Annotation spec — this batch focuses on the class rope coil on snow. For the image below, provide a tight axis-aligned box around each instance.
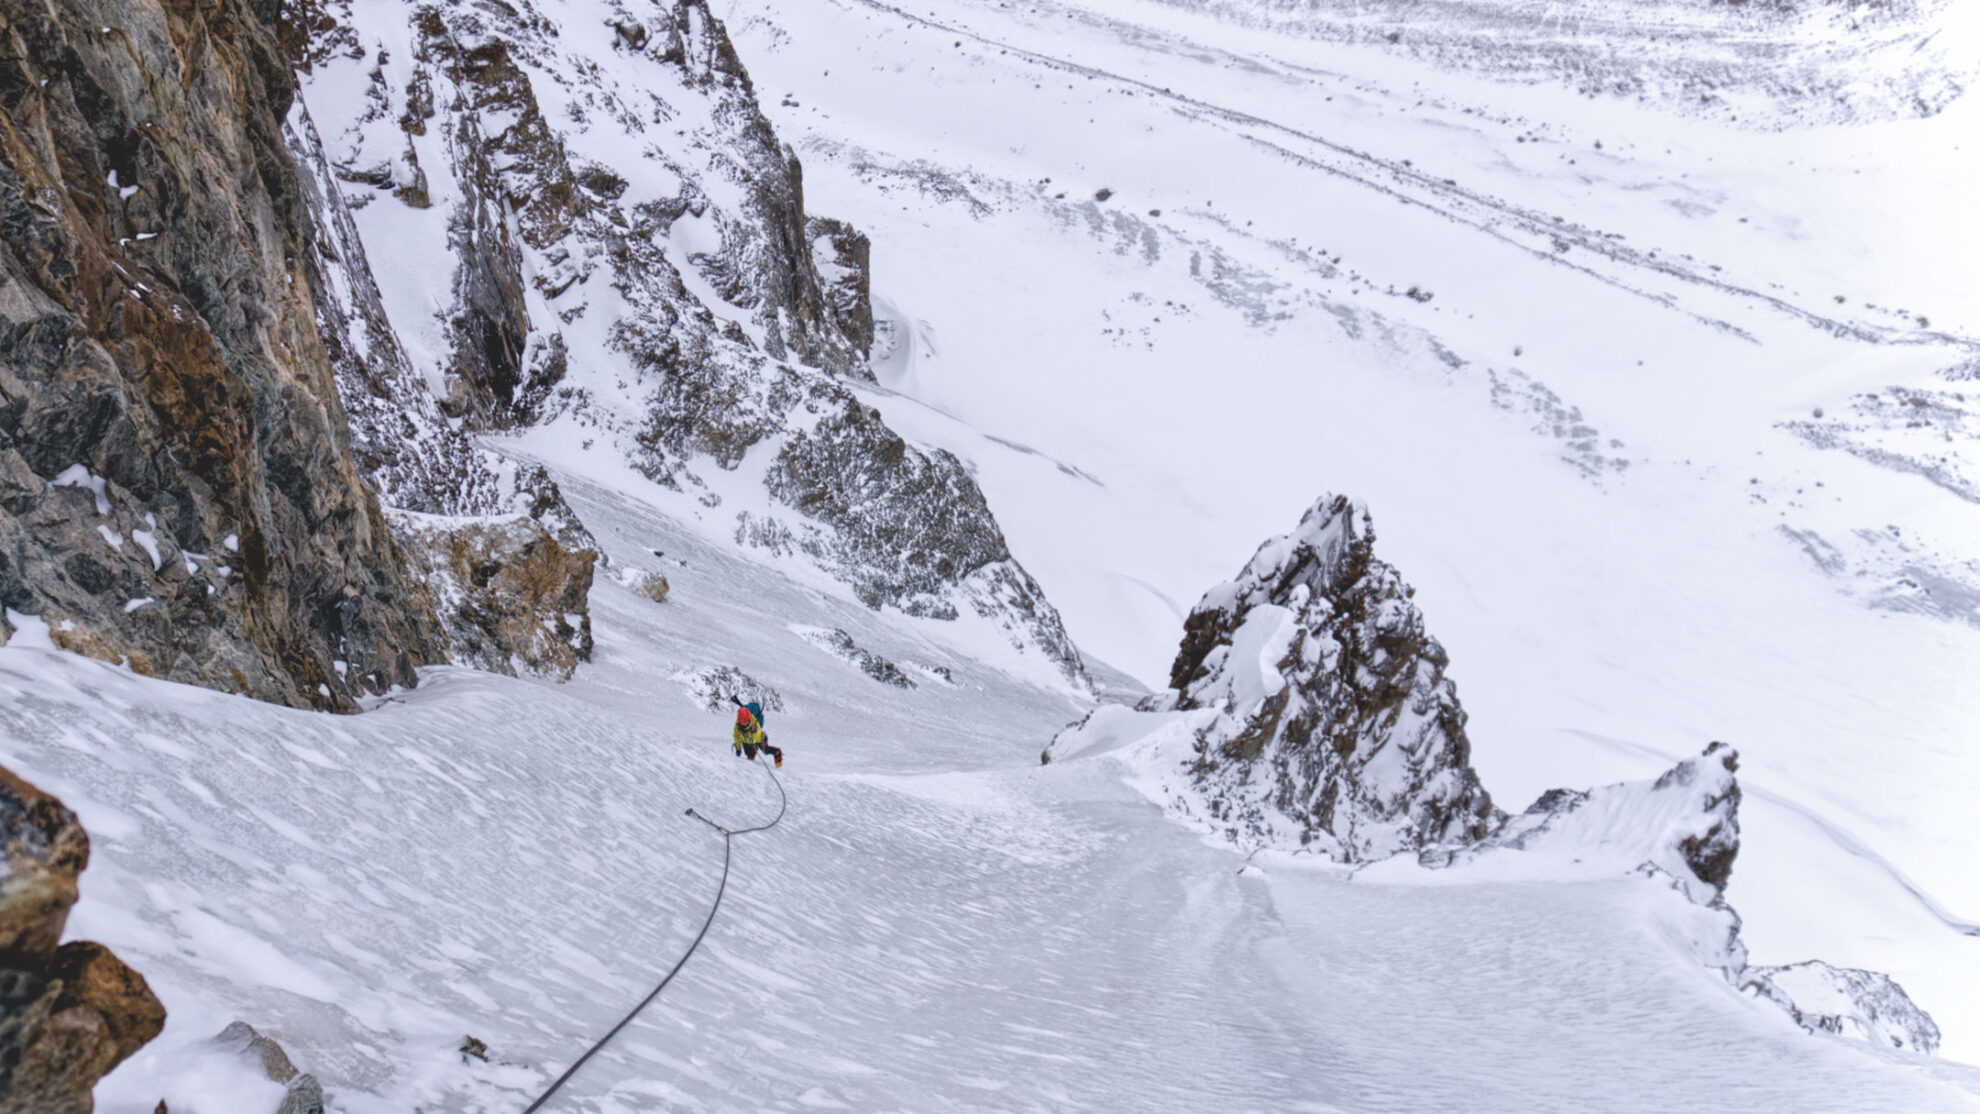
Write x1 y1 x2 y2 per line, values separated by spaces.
520 761 786 1112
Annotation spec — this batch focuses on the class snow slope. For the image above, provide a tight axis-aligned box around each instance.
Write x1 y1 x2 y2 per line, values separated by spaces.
721 0 1980 1059
2 466 1975 1111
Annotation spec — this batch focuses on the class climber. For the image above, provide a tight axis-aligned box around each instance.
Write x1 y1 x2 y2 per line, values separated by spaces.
730 697 782 768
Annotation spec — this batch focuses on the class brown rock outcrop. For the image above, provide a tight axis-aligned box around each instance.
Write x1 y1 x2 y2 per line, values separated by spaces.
0 766 164 1114
392 512 595 679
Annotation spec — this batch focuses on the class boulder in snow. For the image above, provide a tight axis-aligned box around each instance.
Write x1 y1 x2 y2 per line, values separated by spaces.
212 1021 327 1114
0 766 165 1114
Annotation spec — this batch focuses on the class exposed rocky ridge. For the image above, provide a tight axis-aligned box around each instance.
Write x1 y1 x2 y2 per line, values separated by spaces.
0 765 164 1113
294 0 1087 686
793 624 916 688
1420 741 1742 905
0 0 448 709
1151 494 1499 859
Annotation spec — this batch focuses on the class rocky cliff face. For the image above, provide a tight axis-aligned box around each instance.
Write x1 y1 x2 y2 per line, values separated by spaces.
293 0 1086 686
0 0 447 709
1157 494 1498 859
0 765 164 1113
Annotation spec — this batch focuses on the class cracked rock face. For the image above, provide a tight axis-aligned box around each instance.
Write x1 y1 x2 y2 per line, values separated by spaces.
0 766 164 1114
0 0 447 710
1166 494 1498 860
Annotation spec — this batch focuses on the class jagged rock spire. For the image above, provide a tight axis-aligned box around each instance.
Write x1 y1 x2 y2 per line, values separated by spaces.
1168 494 1499 860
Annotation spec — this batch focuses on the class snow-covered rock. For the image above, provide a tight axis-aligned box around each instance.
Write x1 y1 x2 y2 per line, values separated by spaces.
1420 741 1741 906
390 512 596 680
1410 742 1942 1055
1051 492 1944 1057
793 625 916 688
671 664 783 714
212 1021 329 1114
1744 961 1942 1055
1143 494 1499 859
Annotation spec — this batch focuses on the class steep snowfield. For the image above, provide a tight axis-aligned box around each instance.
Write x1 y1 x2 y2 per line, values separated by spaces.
722 0 1980 1059
3 471 1976 1111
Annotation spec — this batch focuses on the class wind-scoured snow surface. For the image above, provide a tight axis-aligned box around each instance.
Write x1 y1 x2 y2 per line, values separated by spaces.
7 477 1980 1112
722 0 1980 1061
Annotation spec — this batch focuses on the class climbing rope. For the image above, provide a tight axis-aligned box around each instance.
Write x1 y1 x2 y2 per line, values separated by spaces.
519 761 787 1112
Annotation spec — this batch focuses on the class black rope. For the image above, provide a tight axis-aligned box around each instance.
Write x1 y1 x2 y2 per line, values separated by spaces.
520 761 786 1112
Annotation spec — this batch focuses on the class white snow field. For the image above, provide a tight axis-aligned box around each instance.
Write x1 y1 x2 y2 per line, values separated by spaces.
718 0 1980 1060
3 473 1977 1113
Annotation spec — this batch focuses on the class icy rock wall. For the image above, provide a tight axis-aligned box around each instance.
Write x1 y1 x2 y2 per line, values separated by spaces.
0 0 445 710
295 0 1086 686
1163 494 1499 860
